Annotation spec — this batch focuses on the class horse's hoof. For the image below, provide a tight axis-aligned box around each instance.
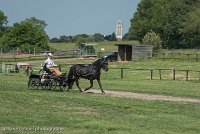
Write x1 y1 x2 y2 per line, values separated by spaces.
101 91 105 94
79 90 83 92
84 88 88 91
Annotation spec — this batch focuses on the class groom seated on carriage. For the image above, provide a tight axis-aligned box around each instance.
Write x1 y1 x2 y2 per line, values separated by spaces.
44 53 62 76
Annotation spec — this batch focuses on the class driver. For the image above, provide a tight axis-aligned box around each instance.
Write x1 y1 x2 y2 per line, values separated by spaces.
44 53 62 75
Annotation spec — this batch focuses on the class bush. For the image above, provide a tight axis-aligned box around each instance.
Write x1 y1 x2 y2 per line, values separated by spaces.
142 31 162 53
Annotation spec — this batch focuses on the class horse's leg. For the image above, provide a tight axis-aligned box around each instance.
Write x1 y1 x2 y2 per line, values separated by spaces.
75 78 83 92
84 79 93 91
97 79 105 94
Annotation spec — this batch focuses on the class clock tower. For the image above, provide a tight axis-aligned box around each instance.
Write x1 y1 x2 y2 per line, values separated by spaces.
115 20 123 40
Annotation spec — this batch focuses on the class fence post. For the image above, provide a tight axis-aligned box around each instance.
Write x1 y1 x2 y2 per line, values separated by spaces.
196 54 199 61
2 63 5 74
173 69 176 80
186 70 189 81
162 53 165 60
199 72 200 81
121 68 124 79
159 69 162 80
150 70 153 80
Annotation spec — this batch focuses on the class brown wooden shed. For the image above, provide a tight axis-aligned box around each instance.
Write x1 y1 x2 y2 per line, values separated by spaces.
115 44 153 61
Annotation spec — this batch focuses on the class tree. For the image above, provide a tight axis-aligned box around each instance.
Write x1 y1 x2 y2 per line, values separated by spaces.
161 0 193 48
93 33 104 42
180 7 200 48
22 17 47 30
0 10 8 37
142 31 162 52
1 22 49 52
123 33 130 40
104 33 117 41
75 36 87 47
128 0 198 49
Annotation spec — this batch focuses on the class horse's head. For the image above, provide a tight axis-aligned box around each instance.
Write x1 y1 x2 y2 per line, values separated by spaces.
92 58 109 72
101 59 109 72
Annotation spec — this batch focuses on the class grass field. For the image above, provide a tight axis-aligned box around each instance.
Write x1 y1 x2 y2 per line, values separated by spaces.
1 59 200 134
49 41 139 52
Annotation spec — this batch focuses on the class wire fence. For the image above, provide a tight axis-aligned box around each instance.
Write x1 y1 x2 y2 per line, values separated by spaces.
153 52 200 61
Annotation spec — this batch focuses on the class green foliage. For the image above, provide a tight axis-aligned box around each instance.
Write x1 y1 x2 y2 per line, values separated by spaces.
142 31 162 52
162 0 193 49
80 43 96 53
180 7 200 48
22 17 47 30
0 10 8 37
93 33 104 42
104 32 117 41
1 22 49 52
129 0 200 49
75 36 87 47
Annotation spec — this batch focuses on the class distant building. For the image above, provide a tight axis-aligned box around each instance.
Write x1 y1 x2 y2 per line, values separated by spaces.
115 44 153 61
115 20 123 40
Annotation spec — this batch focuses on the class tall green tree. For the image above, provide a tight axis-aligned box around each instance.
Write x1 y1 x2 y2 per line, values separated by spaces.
22 17 47 30
162 0 193 48
180 7 200 48
129 0 199 49
1 22 49 52
93 33 104 42
0 10 8 37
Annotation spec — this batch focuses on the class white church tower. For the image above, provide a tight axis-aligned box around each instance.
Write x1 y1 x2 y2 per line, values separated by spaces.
115 20 123 40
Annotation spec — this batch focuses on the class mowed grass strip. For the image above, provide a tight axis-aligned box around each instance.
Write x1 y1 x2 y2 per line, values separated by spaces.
0 75 200 134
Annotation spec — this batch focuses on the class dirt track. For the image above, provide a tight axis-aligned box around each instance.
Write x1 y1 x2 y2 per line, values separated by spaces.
85 89 200 103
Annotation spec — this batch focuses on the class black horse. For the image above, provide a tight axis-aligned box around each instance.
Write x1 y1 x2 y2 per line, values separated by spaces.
67 58 109 93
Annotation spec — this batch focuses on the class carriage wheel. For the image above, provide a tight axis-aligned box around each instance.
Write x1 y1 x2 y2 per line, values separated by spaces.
50 79 57 91
41 79 52 90
59 82 67 92
28 78 40 90
41 82 47 90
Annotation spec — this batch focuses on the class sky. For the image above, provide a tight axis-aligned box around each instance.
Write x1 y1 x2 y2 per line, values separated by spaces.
0 0 141 38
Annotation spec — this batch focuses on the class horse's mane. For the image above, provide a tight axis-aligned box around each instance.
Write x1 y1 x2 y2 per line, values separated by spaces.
92 58 106 66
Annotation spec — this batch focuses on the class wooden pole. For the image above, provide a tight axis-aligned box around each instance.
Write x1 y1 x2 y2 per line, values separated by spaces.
186 70 189 81
159 69 162 80
121 68 123 79
34 48 35 55
173 69 176 80
196 54 199 61
150 70 153 80
199 72 200 81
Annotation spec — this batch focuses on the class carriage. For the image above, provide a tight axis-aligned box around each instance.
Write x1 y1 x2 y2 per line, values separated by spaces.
28 65 68 91
28 53 113 93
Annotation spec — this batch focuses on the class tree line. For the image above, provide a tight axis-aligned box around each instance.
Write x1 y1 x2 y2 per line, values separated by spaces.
0 14 49 53
128 0 200 49
1 0 199 53
0 9 118 53
49 33 117 43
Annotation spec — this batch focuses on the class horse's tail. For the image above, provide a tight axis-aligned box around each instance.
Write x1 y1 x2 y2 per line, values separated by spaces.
67 65 75 89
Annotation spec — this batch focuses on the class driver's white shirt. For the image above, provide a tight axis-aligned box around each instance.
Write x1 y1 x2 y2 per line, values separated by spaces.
45 57 57 68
